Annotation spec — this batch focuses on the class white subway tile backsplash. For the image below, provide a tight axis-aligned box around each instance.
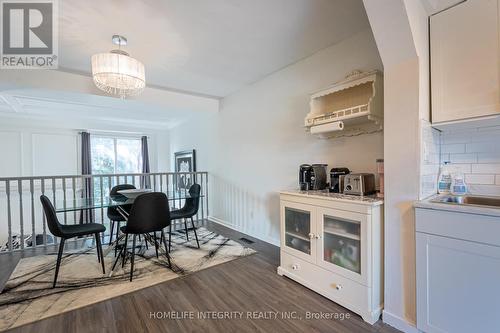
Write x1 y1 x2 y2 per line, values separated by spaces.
449 153 477 163
464 174 495 185
440 129 500 196
477 152 500 163
421 164 439 175
467 184 500 196
443 127 478 135
420 120 440 199
472 163 500 174
469 129 500 142
450 163 472 174
466 142 498 153
477 125 500 132
441 143 465 154
442 134 471 144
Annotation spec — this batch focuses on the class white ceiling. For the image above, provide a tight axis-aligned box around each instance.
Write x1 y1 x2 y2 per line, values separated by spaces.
421 0 464 15
59 0 370 97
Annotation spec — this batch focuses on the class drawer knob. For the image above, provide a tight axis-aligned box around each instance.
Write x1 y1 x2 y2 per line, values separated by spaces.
331 283 342 290
292 264 300 270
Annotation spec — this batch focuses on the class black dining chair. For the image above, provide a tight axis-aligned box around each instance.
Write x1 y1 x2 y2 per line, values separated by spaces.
40 195 106 288
107 184 136 246
114 192 172 281
169 184 201 250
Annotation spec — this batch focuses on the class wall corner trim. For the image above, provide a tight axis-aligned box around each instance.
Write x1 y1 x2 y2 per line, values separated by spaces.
382 310 420 333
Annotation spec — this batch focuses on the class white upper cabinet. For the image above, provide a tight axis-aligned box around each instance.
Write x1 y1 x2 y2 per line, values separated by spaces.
431 0 500 124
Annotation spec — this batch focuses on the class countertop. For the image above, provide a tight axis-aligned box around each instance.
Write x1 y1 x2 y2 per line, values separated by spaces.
415 194 500 217
280 190 384 206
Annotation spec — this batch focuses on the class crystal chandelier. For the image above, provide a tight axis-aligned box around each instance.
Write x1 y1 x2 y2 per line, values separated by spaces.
91 35 145 98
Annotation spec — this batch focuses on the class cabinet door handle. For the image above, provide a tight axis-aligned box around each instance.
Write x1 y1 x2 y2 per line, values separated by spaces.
315 234 321 239
292 264 300 270
331 283 342 290
308 233 315 239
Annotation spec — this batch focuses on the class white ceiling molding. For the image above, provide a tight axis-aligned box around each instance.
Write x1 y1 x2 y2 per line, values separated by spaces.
0 94 23 113
0 70 219 130
0 91 216 130
0 95 11 113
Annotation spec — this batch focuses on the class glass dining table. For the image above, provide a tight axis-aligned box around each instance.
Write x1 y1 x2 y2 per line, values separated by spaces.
53 190 203 213
52 190 203 275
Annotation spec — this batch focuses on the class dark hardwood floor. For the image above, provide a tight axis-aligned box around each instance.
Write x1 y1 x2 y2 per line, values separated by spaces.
2 221 400 333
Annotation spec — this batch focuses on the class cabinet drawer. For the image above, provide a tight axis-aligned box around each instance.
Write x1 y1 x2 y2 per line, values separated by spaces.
416 208 500 246
280 251 370 313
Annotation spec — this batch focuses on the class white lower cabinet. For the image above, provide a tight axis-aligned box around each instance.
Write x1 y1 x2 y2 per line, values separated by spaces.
416 208 500 333
416 233 500 333
278 192 383 324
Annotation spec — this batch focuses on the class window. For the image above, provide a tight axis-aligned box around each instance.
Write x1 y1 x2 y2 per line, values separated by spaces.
91 136 142 196
91 137 142 174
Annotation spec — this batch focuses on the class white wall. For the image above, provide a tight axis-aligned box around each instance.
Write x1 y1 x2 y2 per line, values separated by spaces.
363 0 431 332
0 125 79 177
0 122 168 178
0 121 170 245
381 58 420 331
170 29 384 245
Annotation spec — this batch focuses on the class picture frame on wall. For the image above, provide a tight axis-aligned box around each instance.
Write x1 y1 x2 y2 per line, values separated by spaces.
174 150 197 190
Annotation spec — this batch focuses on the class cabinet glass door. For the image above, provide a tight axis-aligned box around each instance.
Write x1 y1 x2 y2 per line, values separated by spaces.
323 215 361 273
317 208 368 285
281 201 315 261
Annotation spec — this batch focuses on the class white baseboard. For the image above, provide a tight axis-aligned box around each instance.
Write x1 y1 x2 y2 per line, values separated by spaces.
382 310 420 333
208 216 280 247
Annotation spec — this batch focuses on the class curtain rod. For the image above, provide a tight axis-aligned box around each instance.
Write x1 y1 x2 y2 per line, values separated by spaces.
78 129 151 138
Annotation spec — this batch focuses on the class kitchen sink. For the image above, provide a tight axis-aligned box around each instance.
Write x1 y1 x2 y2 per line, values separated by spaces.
431 195 500 208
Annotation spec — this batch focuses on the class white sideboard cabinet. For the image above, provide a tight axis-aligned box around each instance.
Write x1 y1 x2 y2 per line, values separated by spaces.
277 191 383 324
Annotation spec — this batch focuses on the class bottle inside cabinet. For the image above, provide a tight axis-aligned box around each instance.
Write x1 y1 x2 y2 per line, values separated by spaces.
323 215 361 273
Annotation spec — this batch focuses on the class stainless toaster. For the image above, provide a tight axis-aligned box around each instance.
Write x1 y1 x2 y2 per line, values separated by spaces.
343 173 376 195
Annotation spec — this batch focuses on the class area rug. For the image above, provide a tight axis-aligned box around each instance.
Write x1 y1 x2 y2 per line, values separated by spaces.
0 227 256 331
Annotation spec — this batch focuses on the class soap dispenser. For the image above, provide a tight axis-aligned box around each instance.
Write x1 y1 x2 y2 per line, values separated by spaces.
451 171 468 196
438 161 452 194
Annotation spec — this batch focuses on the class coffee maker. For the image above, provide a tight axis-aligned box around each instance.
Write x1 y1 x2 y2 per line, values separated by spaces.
299 164 328 190
329 167 350 193
311 164 328 190
299 164 312 190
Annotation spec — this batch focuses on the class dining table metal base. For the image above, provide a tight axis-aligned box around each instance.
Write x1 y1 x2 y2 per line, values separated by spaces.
111 232 171 279
105 206 172 277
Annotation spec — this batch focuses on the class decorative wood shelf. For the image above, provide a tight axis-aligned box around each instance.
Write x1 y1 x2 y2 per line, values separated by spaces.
305 70 383 139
